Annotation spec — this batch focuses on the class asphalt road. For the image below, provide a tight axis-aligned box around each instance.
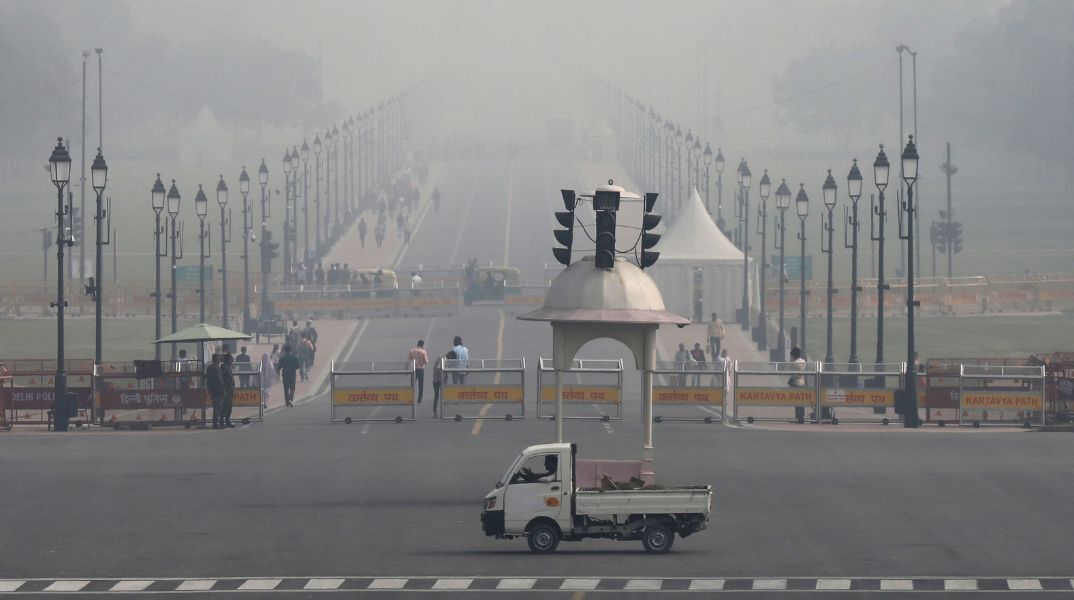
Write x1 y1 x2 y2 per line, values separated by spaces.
2 156 1074 598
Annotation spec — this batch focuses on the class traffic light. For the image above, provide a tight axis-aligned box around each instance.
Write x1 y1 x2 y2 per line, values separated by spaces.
932 221 946 253
552 190 577 266
594 210 617 269
639 192 661 269
260 230 279 273
70 207 83 243
951 221 963 254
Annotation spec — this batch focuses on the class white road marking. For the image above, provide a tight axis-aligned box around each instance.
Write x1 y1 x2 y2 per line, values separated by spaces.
1008 579 1043 590
368 578 408 589
395 171 448 266
559 578 600 590
360 407 382 434
176 579 216 591
238 578 282 590
945 579 978 590
43 580 90 592
688 578 725 590
431 578 473 590
0 581 25 592
496 578 537 590
624 578 661 590
303 578 344 590
881 579 915 590
753 578 787 590
109 580 153 591
815 578 852 590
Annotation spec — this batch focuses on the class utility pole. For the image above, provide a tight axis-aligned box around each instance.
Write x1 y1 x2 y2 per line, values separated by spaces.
940 142 958 278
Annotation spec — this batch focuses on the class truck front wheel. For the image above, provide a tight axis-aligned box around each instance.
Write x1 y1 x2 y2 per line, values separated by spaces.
527 521 560 553
642 524 675 553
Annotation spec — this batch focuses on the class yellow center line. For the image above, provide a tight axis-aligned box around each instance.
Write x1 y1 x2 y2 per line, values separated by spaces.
470 403 492 435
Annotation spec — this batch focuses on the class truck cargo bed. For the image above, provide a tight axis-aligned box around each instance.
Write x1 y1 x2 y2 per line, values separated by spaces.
575 486 711 516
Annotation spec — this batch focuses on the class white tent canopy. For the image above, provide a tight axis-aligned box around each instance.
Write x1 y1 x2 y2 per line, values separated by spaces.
649 188 757 323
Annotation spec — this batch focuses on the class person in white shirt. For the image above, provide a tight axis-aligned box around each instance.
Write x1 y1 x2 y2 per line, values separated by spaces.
411 271 422 288
451 336 469 384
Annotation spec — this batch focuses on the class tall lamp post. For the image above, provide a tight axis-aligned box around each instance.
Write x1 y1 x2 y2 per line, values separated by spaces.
715 148 725 233
674 126 683 212
692 138 702 197
48 139 72 430
301 140 310 263
871 145 890 367
216 175 230 328
166 180 182 360
821 170 838 364
289 147 300 269
739 162 752 332
332 125 340 227
898 135 920 428
281 150 292 285
845 160 863 364
795 184 810 354
324 129 333 239
734 158 746 247
194 185 209 328
91 148 108 388
773 180 791 361
151 174 166 360
684 130 695 195
258 159 269 320
756 170 770 350
314 134 322 255
238 167 251 332
702 143 713 214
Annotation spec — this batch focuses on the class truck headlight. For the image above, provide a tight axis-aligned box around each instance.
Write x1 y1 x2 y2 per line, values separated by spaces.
484 497 497 511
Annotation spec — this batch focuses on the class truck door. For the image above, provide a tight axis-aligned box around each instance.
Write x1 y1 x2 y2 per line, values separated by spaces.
502 452 566 530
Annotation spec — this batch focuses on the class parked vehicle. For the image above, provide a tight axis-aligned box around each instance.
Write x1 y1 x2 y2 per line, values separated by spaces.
481 442 711 553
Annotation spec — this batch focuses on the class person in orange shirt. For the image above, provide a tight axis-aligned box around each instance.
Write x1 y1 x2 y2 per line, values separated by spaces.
408 340 429 405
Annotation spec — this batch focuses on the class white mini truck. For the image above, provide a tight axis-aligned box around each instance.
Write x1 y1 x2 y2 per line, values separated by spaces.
481 443 712 553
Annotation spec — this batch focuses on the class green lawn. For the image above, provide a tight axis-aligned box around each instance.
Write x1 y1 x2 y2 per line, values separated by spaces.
0 316 204 364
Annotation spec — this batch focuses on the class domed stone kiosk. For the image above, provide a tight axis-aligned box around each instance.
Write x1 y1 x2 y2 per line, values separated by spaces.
520 254 688 481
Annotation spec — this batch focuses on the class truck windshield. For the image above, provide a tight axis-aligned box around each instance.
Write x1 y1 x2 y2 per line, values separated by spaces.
498 452 524 487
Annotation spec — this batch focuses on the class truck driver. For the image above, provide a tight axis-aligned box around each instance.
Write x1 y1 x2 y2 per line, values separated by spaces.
519 454 558 483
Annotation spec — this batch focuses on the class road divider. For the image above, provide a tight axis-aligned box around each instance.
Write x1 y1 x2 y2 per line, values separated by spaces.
537 358 623 421
440 358 526 422
330 360 415 424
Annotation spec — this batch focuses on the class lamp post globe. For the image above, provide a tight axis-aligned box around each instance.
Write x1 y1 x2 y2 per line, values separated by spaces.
49 137 72 189
167 180 181 217
194 185 208 218
239 167 250 196
91 147 107 193
152 174 166 213
258 159 269 187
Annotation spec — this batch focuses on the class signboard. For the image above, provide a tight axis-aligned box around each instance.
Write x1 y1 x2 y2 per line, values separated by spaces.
962 390 1043 411
232 389 263 408
539 385 620 404
821 388 895 407
653 387 724 405
784 256 813 281
0 388 93 410
176 265 213 286
735 387 817 406
99 388 205 410
443 386 524 403
332 387 413 406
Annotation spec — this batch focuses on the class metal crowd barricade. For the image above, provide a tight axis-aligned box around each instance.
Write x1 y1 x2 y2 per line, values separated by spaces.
651 360 727 423
226 360 263 424
817 363 905 425
440 358 526 421
330 360 415 424
733 360 820 424
95 360 208 429
959 364 1045 428
0 359 96 426
536 358 623 421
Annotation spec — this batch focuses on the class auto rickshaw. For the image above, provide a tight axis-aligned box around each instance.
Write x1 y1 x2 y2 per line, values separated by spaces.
463 266 520 305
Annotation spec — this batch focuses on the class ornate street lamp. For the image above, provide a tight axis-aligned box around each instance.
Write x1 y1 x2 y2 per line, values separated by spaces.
795 183 809 355
684 130 695 194
313 134 322 254
238 167 251 332
323 129 333 238
216 175 230 328
821 170 838 364
90 148 109 390
282 149 292 285
702 143 713 214
715 148 726 232
258 159 269 320
898 135 920 428
48 138 72 430
166 179 182 360
739 161 752 332
844 159 864 365
290 145 300 269
194 185 209 329
756 169 771 350
773 179 792 361
871 145 890 367
151 174 166 360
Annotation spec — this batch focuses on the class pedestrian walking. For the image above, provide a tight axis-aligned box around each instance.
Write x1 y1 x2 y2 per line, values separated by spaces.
358 217 368 248
690 342 706 386
715 348 730 388
789 347 807 424
204 354 226 429
304 319 318 364
276 345 301 407
674 343 695 386
433 350 454 417
707 312 724 359
259 351 276 409
408 340 429 404
451 336 469 384
220 353 236 428
235 346 252 388
297 333 313 382
375 222 386 247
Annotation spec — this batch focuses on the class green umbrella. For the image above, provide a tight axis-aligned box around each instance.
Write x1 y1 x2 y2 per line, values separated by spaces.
153 323 252 344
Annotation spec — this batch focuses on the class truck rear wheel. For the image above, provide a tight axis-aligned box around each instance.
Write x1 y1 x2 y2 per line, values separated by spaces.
527 522 560 553
642 524 674 553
